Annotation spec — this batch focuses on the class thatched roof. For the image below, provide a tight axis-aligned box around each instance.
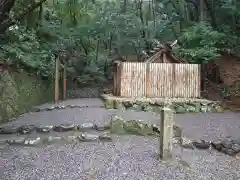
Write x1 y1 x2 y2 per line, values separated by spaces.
143 40 187 63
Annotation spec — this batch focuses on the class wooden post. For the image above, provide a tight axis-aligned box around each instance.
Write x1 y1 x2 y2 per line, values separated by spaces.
146 63 150 97
63 63 67 100
162 52 167 63
54 58 59 104
113 63 117 96
159 107 174 160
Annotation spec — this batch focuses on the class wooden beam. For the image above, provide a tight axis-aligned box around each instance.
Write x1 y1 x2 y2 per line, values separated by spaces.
54 58 59 104
163 52 167 63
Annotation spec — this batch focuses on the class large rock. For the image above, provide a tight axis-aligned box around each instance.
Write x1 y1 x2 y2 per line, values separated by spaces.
192 140 211 149
180 137 194 149
113 100 125 110
52 124 76 132
109 116 183 137
109 116 158 136
18 125 36 134
211 138 240 156
104 98 114 109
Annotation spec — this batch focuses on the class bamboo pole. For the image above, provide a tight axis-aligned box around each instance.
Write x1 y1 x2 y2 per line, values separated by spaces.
63 63 67 100
54 57 59 104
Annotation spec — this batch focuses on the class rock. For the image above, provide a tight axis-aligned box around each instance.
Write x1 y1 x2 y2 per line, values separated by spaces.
231 143 240 154
31 107 41 112
6 138 25 145
0 126 19 134
221 139 233 149
231 137 240 145
213 104 224 113
131 104 143 111
66 135 78 143
123 120 154 136
180 137 194 149
109 116 127 134
155 101 164 106
200 104 208 113
138 102 150 111
114 100 125 110
78 123 98 131
122 101 133 109
185 104 196 113
221 147 235 156
78 133 99 142
109 116 156 136
192 140 211 149
192 102 201 113
173 125 182 138
96 125 110 131
152 124 160 134
48 136 62 142
104 99 114 109
142 104 153 112
212 140 224 151
18 125 36 134
99 133 112 141
24 137 41 145
52 124 75 132
45 107 55 111
36 126 53 133
174 104 186 114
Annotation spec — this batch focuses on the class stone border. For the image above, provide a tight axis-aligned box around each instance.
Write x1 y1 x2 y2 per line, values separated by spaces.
0 123 109 135
30 104 105 113
101 94 223 113
6 133 112 146
109 116 240 156
1 117 240 156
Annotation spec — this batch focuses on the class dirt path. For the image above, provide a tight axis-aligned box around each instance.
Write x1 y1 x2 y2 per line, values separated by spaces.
0 98 240 180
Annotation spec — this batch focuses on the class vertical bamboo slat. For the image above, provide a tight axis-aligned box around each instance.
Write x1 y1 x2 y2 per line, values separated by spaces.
117 62 200 98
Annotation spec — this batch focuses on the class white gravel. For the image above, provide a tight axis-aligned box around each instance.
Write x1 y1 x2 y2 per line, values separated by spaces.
1 135 240 180
0 98 240 180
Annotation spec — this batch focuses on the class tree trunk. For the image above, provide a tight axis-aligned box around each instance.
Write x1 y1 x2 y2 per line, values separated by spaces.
200 0 204 21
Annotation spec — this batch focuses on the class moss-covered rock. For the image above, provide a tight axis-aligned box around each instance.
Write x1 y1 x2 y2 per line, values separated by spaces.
113 100 125 110
109 115 183 137
104 98 114 109
109 116 159 136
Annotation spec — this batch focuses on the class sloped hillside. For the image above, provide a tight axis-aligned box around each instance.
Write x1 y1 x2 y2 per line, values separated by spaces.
0 71 53 123
215 55 240 87
205 55 240 110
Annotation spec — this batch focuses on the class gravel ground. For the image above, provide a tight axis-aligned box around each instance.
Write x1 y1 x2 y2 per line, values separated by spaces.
1 98 240 180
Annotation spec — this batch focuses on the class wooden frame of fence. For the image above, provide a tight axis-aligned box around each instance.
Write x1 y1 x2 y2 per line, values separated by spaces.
113 62 201 98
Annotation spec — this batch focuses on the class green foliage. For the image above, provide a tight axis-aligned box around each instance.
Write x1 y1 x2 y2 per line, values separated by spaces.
176 23 224 64
0 0 239 85
0 26 55 77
